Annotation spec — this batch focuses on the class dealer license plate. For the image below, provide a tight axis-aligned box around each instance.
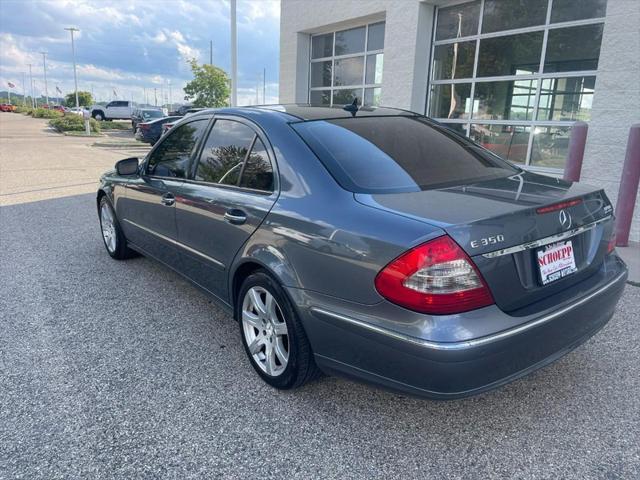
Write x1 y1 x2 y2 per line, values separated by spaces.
537 240 577 285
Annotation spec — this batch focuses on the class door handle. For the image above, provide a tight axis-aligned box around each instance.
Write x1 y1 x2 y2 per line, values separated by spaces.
161 193 175 206
224 209 247 225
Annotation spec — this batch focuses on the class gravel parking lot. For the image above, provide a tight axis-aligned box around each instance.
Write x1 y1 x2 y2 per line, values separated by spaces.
1 113 639 479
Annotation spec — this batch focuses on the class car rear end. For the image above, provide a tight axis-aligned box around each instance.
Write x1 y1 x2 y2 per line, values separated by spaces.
292 113 627 398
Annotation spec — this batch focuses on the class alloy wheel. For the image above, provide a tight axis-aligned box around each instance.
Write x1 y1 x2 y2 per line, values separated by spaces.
100 203 117 253
241 286 290 376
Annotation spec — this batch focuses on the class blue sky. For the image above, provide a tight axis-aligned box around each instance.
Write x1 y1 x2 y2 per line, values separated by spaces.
0 0 280 105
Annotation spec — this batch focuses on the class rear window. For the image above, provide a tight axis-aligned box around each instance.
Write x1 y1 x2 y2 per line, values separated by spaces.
143 110 164 119
292 116 518 193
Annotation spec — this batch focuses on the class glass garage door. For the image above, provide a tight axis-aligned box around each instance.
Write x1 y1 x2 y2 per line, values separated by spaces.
427 0 607 171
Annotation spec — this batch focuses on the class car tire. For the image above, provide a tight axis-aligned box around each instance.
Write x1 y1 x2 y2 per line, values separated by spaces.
237 270 321 389
93 111 104 121
98 196 136 260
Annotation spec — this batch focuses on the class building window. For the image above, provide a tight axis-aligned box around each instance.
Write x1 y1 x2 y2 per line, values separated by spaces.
309 22 385 107
427 0 606 170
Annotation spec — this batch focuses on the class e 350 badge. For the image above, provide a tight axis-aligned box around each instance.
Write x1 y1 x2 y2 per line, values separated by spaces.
470 234 505 249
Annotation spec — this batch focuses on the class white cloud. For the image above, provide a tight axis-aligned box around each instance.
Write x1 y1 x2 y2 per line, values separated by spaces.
152 31 167 44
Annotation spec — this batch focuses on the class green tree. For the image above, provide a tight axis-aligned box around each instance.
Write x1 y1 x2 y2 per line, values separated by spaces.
183 60 230 108
64 91 93 107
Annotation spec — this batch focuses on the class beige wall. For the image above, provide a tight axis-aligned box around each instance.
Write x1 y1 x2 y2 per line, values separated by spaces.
581 0 640 242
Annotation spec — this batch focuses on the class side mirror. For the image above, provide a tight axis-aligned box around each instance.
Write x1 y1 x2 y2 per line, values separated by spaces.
115 157 139 176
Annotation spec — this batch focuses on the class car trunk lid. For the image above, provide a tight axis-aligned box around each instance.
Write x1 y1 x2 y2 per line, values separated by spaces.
356 171 614 312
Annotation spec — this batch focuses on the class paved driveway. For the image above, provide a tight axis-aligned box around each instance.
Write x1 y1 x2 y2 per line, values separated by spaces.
1 113 639 479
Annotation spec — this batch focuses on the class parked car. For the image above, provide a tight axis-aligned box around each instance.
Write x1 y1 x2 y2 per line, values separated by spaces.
52 105 66 113
131 108 165 132
90 100 132 121
96 105 627 399
169 104 193 116
161 121 177 135
134 116 181 145
0 103 16 112
68 107 85 116
160 109 203 135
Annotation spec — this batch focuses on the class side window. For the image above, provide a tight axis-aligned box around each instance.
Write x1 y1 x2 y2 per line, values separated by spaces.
146 119 208 178
195 120 256 185
105 102 114 108
239 138 274 191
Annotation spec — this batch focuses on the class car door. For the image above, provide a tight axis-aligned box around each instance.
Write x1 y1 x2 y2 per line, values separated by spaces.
173 116 278 301
115 101 128 119
120 117 211 267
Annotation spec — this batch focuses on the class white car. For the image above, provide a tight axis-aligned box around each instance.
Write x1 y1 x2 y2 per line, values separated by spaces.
90 101 132 121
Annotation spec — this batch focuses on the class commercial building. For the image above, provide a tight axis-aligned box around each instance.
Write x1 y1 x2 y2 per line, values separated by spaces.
279 0 640 241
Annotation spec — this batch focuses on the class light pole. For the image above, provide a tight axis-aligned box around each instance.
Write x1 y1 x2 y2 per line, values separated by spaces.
168 79 172 112
27 63 35 108
64 27 80 110
22 72 27 106
40 52 49 106
230 0 237 106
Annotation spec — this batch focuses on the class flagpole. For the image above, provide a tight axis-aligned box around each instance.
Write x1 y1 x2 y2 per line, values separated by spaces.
40 52 49 106
22 73 27 106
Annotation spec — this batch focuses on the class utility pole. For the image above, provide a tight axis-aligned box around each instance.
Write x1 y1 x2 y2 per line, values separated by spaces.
27 63 35 108
210 40 213 65
64 27 80 110
168 79 172 111
160 82 164 108
40 52 49 106
154 87 157 106
143 87 147 105
22 72 27 106
230 0 237 106
255 76 259 105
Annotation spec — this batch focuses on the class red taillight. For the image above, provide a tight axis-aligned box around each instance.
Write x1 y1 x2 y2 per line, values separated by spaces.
375 235 494 315
536 198 582 214
607 231 616 253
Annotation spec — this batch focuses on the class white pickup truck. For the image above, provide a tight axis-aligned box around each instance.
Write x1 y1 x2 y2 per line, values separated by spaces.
90 101 133 121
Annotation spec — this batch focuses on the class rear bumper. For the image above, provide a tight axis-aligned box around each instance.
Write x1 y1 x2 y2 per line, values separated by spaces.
292 255 627 399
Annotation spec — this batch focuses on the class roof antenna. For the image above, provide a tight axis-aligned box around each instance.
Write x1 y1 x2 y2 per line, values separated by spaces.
343 97 359 117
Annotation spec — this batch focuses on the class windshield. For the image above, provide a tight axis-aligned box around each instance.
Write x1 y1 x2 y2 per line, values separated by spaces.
143 110 164 119
292 116 518 194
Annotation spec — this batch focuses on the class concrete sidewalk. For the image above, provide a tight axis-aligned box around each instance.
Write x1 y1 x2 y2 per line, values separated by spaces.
618 242 640 285
0 113 148 206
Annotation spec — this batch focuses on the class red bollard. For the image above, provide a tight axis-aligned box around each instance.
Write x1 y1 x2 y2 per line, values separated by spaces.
615 123 640 247
563 121 588 182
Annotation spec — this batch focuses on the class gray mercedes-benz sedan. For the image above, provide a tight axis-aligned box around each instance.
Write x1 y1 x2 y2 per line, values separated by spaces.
97 104 627 399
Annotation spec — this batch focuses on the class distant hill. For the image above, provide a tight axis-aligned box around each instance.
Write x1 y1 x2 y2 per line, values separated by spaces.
0 90 63 104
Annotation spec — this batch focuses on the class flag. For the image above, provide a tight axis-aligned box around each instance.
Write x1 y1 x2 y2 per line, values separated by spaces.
56 85 62 94
113 88 117 98
7 82 15 88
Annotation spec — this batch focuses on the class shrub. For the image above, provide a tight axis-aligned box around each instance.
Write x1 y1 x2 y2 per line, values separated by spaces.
14 106 33 114
50 115 101 134
100 121 129 130
32 108 63 119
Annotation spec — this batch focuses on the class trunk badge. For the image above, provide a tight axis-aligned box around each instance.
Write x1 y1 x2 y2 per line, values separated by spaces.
559 209 572 230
